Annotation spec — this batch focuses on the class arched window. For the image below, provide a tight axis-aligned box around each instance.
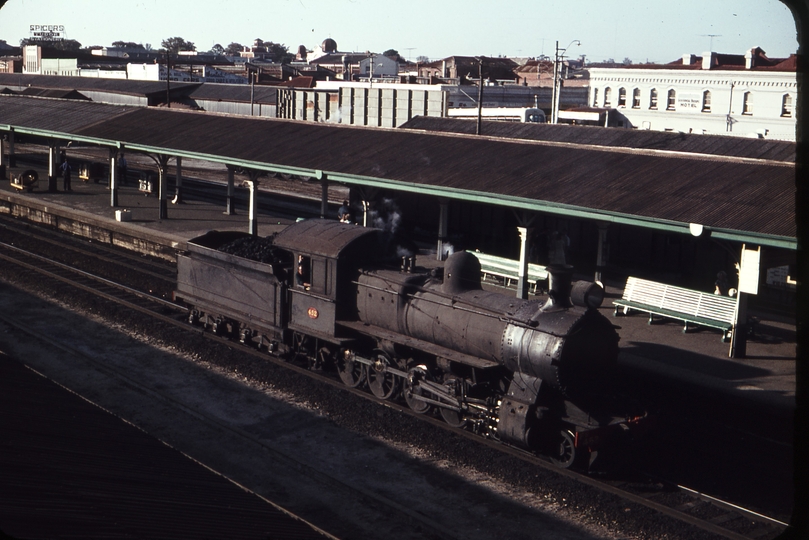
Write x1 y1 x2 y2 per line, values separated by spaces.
592 88 599 107
742 92 753 115
649 88 658 109
702 90 712 112
604 87 612 107
781 94 793 117
617 87 627 107
667 89 676 110
632 88 641 108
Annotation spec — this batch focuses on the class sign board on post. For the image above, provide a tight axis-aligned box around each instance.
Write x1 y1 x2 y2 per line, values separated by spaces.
738 245 761 295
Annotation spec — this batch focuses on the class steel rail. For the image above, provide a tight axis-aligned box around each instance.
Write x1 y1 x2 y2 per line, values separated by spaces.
0 220 175 282
0 242 185 319
0 272 468 540
0 234 787 540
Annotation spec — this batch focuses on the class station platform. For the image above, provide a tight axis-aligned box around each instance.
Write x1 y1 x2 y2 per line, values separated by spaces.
0 167 797 419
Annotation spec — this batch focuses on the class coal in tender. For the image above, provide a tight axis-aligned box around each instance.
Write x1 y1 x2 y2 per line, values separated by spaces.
217 235 284 263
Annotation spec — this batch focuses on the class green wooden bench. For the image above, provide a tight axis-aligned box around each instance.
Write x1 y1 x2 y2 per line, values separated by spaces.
467 251 548 294
613 276 738 342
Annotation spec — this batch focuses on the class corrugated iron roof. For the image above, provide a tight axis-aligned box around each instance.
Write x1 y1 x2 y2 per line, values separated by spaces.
187 83 277 104
399 116 796 163
0 355 331 540
0 73 199 97
0 96 134 133
0 95 796 242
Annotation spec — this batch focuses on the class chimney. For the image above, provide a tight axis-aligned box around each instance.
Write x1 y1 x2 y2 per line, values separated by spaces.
745 48 755 69
540 265 574 311
682 54 696 65
701 52 714 70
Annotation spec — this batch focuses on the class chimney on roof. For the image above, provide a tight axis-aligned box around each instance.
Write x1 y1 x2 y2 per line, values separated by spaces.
744 47 764 69
701 52 714 70
682 54 696 65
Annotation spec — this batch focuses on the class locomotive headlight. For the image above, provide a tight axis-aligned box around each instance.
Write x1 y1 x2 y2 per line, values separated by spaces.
570 281 605 310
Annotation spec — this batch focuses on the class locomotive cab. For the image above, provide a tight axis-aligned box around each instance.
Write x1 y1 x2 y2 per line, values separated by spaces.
272 220 385 341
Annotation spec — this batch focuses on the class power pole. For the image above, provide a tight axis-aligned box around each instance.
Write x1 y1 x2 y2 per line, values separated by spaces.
551 41 559 124
165 50 171 109
476 58 484 135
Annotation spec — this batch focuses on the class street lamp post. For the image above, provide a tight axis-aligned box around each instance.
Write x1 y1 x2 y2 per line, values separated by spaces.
551 40 580 124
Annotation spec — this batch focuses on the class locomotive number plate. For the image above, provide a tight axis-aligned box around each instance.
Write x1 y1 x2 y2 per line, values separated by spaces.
307 307 319 319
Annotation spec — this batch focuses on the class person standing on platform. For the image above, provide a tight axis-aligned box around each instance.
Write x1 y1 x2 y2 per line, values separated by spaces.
60 159 72 192
118 153 128 185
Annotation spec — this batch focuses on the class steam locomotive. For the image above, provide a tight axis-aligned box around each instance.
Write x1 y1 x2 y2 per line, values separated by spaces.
175 220 647 468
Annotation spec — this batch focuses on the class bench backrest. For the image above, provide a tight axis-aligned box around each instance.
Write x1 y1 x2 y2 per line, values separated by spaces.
467 251 548 281
622 276 738 324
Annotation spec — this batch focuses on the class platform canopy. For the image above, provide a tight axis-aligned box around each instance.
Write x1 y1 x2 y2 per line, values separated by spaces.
0 94 796 250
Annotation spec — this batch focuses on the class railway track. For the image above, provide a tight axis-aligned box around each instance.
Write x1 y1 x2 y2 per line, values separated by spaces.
0 216 791 540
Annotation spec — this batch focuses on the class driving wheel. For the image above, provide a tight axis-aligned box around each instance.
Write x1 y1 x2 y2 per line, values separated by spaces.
367 351 400 400
404 365 433 414
335 349 366 388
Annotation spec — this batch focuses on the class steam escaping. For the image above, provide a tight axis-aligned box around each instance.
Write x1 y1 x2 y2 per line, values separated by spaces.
369 197 402 234
367 198 418 261
396 245 413 258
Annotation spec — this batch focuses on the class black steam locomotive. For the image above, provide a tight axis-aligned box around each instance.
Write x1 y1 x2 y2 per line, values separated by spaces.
176 220 647 468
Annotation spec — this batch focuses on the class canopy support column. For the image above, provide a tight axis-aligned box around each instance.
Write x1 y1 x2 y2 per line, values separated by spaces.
108 148 118 207
172 156 184 204
516 226 532 299
437 200 449 260
8 129 15 168
320 175 329 219
595 222 609 286
225 166 236 215
246 170 262 236
48 141 58 192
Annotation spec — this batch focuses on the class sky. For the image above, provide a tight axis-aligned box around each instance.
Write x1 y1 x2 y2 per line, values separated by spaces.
0 0 799 64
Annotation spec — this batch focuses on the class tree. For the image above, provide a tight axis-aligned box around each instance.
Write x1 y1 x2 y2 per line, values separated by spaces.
20 37 82 51
209 43 225 55
160 36 195 54
111 41 146 50
382 48 404 63
416 55 430 63
263 41 293 63
225 42 244 56
622 57 633 65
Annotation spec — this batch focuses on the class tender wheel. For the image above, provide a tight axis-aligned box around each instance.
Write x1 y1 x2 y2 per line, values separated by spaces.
187 309 200 325
336 349 366 388
290 331 311 363
211 316 226 335
311 346 332 371
367 351 400 400
439 377 467 428
549 429 581 469
404 365 433 414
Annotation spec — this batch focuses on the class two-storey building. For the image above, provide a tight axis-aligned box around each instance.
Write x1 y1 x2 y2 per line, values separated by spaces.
588 47 797 140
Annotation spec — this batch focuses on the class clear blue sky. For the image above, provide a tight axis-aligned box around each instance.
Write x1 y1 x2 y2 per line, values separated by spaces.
0 0 799 63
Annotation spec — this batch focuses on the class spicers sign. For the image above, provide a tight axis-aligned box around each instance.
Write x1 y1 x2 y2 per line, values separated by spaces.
30 24 65 40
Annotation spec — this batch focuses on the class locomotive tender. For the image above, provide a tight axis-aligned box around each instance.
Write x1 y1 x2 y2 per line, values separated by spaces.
176 220 646 468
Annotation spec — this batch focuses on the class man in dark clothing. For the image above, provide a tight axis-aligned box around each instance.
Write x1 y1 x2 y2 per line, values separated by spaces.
338 200 351 223
118 153 128 185
61 160 72 191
